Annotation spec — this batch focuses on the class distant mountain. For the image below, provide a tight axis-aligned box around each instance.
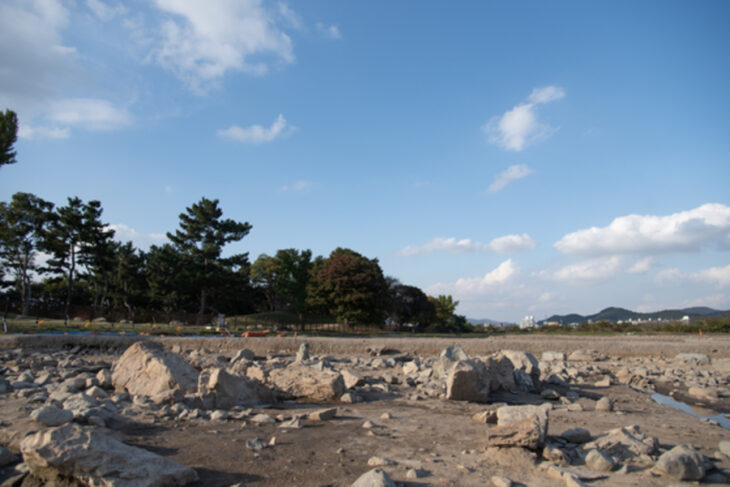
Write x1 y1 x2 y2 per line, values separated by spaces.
543 306 727 324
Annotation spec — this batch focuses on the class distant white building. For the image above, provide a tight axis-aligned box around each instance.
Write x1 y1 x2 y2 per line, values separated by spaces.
520 315 536 329
681 315 690 323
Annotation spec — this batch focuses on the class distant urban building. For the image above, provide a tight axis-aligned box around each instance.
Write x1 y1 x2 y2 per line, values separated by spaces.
520 315 536 329
681 315 690 323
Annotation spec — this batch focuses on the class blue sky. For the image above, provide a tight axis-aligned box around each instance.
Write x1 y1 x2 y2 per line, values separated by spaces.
1 0 729 321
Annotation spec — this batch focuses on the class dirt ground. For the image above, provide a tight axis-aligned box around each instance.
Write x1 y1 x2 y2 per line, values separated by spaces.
1 334 729 487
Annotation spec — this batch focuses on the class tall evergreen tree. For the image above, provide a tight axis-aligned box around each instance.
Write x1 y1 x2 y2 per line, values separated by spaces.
0 193 54 315
0 109 18 168
167 197 252 324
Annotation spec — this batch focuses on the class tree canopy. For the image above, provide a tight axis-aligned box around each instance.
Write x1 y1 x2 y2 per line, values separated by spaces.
307 247 391 326
0 109 18 168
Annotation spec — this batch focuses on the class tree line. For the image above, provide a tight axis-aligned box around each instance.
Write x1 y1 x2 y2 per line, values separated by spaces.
0 193 469 332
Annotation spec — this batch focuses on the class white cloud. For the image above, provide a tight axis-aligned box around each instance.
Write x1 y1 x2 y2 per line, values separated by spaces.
218 114 293 143
48 98 132 130
486 233 537 253
527 86 565 104
428 259 519 295
18 124 70 140
555 203 730 256
628 257 653 274
277 2 302 30
693 264 730 288
654 268 682 284
316 22 341 39
487 164 533 194
397 233 535 256
86 0 125 21
108 224 166 247
150 0 294 92
550 256 622 282
279 180 312 193
483 86 564 151
538 292 553 303
0 0 76 115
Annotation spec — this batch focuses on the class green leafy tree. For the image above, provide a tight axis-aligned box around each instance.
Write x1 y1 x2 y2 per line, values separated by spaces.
0 109 18 168
428 294 469 332
251 248 313 320
389 283 435 330
167 197 252 325
146 243 189 315
307 248 391 326
0 193 54 315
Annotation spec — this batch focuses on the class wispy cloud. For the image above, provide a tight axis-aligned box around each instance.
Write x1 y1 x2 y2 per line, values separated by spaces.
397 234 536 256
316 22 341 39
18 124 70 140
483 86 565 151
555 203 730 256
149 0 294 92
85 0 125 21
48 98 132 130
218 114 294 143
693 264 730 288
107 224 166 248
628 257 653 274
487 164 533 194
545 256 623 283
279 180 313 193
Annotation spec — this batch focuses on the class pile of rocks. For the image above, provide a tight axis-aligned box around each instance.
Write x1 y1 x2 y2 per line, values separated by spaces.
0 340 728 486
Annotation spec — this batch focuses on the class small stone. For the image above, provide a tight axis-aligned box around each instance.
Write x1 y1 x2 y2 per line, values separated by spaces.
719 440 730 456
472 410 497 424
594 377 611 388
308 408 337 421
380 412 393 420
0 446 16 467
595 397 613 412
30 406 73 427
210 410 228 421
541 388 561 400
406 468 430 479
561 428 592 444
351 468 396 487
341 392 363 404
278 418 302 429
367 456 396 467
543 445 568 465
250 413 275 424
567 402 584 412
585 449 615 472
491 475 513 487
246 438 266 451
268 436 276 446
362 420 377 429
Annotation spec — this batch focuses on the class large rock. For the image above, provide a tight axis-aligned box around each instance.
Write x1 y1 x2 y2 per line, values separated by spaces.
584 425 657 464
653 444 707 480
446 359 490 402
497 350 541 387
112 342 199 403
20 424 198 487
269 365 345 401
485 416 543 450
486 354 517 392
435 344 468 377
351 468 396 487
198 367 276 409
496 404 550 448
674 353 710 366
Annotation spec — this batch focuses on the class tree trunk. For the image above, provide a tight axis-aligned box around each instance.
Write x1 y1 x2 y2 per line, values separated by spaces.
196 289 206 326
64 244 75 325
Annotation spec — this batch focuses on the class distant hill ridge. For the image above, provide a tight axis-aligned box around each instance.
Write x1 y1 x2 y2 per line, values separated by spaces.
543 306 729 324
